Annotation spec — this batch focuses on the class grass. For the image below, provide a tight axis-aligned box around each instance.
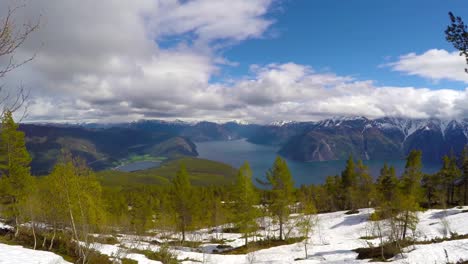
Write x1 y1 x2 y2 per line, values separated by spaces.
220 237 305 255
115 154 167 166
97 157 237 187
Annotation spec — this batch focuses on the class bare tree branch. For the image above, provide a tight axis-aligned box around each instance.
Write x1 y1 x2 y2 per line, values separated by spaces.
0 3 39 116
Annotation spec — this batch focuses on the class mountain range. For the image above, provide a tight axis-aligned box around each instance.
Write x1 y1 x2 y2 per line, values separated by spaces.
21 116 468 174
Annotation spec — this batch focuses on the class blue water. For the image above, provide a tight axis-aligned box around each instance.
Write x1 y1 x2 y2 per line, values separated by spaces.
196 139 440 186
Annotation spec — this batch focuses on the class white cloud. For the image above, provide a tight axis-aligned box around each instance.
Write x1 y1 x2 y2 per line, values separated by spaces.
1 1 467 124
388 49 468 83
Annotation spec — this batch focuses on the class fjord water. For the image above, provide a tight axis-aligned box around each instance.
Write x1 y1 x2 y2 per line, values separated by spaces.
196 139 440 186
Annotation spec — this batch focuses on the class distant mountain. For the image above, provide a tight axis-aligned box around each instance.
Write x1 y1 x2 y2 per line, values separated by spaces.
278 117 468 163
22 116 468 173
20 124 197 175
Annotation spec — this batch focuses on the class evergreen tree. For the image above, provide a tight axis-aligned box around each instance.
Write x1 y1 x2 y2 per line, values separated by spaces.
266 156 294 241
376 164 398 203
324 175 342 211
0 110 32 237
439 156 452 206
421 173 443 207
341 156 357 210
462 146 468 205
171 164 193 242
400 150 423 240
446 12 468 72
232 162 259 246
355 160 375 208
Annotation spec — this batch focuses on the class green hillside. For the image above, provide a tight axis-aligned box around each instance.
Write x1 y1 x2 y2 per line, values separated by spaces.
97 157 237 187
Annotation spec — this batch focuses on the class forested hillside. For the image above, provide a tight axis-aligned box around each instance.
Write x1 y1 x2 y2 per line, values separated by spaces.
20 124 198 174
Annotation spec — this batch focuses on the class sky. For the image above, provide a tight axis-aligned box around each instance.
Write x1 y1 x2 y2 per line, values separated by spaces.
1 0 468 124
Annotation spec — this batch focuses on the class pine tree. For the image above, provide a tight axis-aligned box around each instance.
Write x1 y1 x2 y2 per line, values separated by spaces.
355 160 375 208
266 156 295 241
171 164 193 242
0 110 32 237
462 146 468 205
324 175 342 211
376 164 398 203
341 156 357 210
439 156 452 206
232 162 259 246
400 150 423 240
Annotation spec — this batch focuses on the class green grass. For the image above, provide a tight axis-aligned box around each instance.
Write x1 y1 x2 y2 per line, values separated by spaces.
114 154 167 166
98 157 237 187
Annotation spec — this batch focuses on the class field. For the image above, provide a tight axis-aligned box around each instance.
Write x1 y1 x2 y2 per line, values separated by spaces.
97 157 238 187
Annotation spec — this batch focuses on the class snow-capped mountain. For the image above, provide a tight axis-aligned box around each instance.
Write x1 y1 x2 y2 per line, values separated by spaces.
279 116 468 163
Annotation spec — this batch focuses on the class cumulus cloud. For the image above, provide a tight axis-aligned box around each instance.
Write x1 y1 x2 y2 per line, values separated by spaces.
1 1 467 124
387 49 468 83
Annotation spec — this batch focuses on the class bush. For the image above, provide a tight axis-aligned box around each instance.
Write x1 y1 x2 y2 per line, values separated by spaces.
354 242 402 261
345 209 359 215
89 235 119 245
121 258 138 264
135 244 178 264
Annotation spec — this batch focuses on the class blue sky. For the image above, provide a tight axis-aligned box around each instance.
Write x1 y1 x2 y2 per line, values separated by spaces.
5 0 468 123
222 0 468 89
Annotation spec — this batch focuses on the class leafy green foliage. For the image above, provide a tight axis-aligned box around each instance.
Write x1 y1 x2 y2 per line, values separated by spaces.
0 111 33 235
266 156 294 240
232 162 259 246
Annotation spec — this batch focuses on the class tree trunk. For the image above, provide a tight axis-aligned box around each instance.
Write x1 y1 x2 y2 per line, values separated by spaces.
14 216 19 237
464 178 468 205
182 223 186 243
279 217 283 241
49 228 56 251
402 211 409 240
42 236 47 249
32 221 37 250
304 242 308 259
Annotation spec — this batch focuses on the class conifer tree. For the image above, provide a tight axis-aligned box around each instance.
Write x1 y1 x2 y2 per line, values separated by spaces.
462 146 468 205
324 175 342 211
266 156 294 241
171 164 193 242
232 162 259 246
400 150 423 240
355 160 375 208
341 156 357 210
376 164 398 203
0 110 32 237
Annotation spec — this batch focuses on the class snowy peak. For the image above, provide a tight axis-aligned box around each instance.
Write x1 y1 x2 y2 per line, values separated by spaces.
269 120 296 126
317 116 369 128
